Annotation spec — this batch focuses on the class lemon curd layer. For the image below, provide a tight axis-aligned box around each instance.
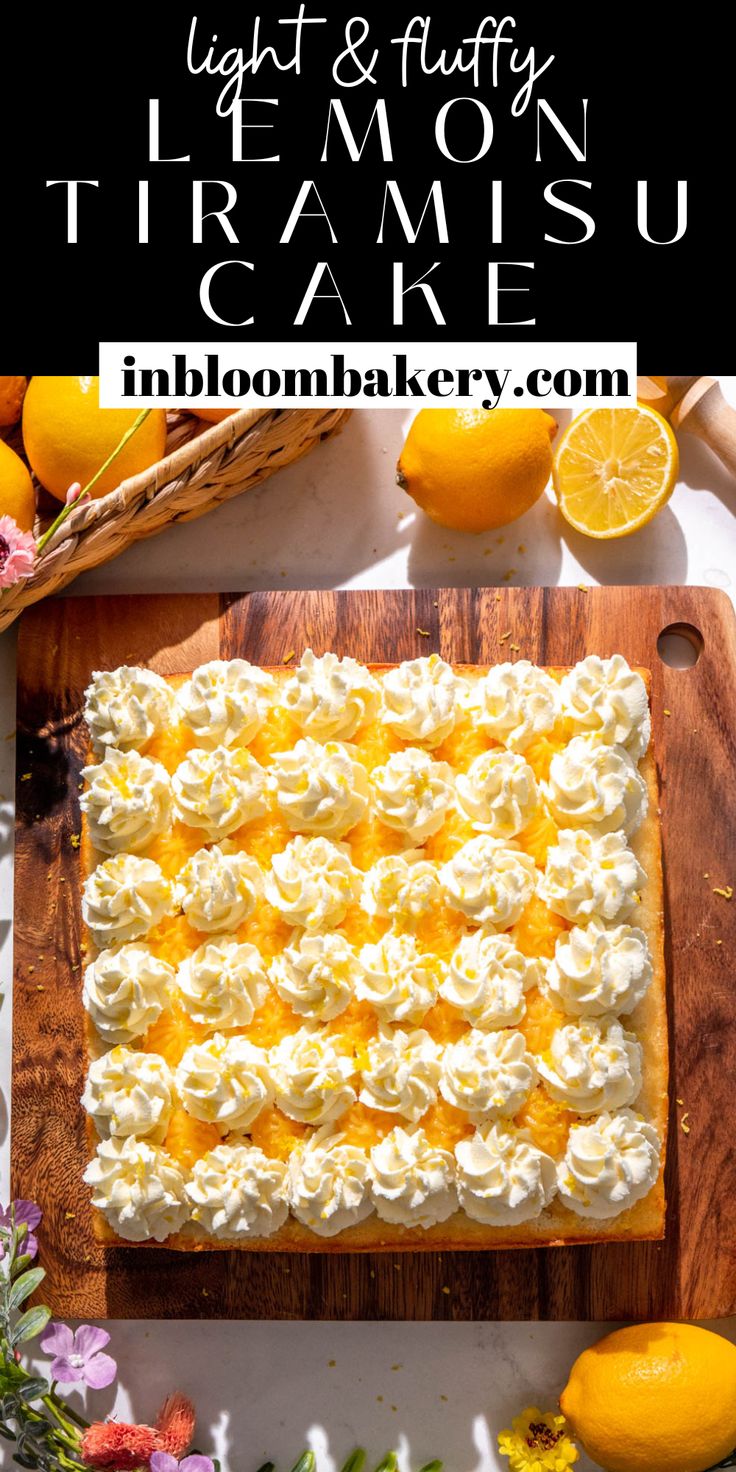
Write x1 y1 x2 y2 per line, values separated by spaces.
80 652 662 1243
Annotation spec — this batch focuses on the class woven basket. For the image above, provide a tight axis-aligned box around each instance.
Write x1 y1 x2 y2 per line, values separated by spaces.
0 406 351 633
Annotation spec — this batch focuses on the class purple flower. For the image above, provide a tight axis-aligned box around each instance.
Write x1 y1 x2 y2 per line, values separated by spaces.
151 1455 215 1472
40 1323 117 1389
0 1199 42 1259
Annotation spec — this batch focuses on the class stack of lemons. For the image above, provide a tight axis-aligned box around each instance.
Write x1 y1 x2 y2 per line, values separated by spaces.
0 376 168 532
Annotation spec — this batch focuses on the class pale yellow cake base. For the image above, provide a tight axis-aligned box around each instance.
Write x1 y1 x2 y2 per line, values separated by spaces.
82 664 667 1251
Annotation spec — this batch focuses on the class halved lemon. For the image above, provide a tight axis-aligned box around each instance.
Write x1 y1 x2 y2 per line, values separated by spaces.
552 405 679 538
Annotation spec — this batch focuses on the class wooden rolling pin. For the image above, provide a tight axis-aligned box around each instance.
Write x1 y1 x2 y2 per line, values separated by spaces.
637 375 736 478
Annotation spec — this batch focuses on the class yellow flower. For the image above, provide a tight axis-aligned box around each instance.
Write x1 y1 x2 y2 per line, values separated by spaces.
498 1407 579 1472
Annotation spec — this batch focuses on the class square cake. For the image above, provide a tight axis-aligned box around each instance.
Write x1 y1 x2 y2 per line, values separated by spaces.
78 650 667 1249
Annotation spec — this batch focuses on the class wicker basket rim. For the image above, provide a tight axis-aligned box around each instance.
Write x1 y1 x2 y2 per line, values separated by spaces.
41 406 268 554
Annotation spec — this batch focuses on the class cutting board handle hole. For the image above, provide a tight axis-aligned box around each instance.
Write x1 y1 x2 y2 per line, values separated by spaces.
657 623 704 668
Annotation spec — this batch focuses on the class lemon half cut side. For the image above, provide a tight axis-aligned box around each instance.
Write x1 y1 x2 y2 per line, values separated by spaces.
552 405 679 538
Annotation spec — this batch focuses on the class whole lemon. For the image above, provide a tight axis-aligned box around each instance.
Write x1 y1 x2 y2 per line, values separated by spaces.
0 375 28 427
23 377 167 503
560 1322 736 1472
397 408 557 533
0 438 36 532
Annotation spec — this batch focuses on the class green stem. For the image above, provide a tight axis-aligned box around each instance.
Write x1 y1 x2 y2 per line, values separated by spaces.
42 1392 85 1441
36 408 151 554
49 1389 89 1432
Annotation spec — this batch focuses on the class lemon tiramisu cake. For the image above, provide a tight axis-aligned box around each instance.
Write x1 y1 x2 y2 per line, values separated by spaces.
78 650 667 1249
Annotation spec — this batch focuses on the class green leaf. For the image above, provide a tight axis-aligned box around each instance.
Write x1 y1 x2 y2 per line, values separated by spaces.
8 1271 46 1313
372 1455 397 1472
10 1255 33 1278
340 1450 366 1472
289 1453 316 1472
0 1422 16 1441
418 1461 443 1472
17 1379 49 1404
11 1307 51 1346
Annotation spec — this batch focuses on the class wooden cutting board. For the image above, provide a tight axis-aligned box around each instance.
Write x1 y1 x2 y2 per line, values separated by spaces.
12 587 736 1321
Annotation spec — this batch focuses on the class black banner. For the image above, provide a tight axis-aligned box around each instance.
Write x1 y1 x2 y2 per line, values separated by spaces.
2 4 726 363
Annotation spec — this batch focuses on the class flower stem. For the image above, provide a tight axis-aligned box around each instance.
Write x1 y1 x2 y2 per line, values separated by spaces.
43 1391 87 1438
48 1389 89 1431
36 408 152 554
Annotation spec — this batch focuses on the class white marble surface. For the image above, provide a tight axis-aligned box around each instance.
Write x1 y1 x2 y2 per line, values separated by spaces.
3 390 736 1470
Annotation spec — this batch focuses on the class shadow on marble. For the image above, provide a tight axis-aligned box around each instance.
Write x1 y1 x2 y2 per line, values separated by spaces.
678 434 736 515
406 492 565 592
559 504 689 588
71 412 413 598
27 1319 621 1472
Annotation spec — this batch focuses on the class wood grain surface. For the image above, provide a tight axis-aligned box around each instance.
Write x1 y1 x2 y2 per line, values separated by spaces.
12 587 736 1321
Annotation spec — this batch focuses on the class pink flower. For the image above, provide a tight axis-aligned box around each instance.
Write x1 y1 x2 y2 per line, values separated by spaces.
40 1322 117 1389
0 1199 42 1259
65 481 90 506
0 515 36 589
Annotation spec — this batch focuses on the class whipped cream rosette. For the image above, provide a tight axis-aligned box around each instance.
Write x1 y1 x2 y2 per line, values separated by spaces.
380 654 459 746
176 844 262 933
282 648 380 741
265 835 361 930
557 1108 661 1219
270 1027 356 1124
441 931 541 1030
82 1047 174 1142
371 746 455 844
361 851 442 921
82 943 174 1045
440 836 536 927
541 829 645 924
455 748 539 838
357 931 445 1024
176 937 268 1029
287 1125 373 1236
455 1120 557 1226
82 854 174 947
536 1015 643 1113
186 1142 288 1240
83 665 176 754
269 736 369 837
544 735 648 836
440 1027 536 1121
560 654 651 760
177 658 275 747
358 1025 441 1121
269 930 361 1021
81 747 172 855
83 1135 189 1242
172 744 268 838
545 919 653 1017
471 660 561 751
368 1125 457 1228
176 1034 274 1130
